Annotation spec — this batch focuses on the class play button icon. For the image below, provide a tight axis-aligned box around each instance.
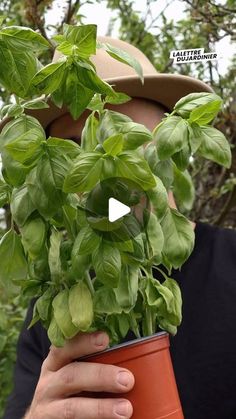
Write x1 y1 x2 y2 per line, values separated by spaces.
108 198 130 222
85 177 150 242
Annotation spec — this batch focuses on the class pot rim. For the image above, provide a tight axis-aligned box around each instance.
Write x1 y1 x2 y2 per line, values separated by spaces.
79 330 168 361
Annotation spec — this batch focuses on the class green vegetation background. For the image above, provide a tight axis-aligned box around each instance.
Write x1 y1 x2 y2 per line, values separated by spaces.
0 0 235 416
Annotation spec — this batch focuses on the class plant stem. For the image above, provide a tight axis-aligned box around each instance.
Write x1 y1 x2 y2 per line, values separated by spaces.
129 312 141 338
85 270 95 296
146 307 153 336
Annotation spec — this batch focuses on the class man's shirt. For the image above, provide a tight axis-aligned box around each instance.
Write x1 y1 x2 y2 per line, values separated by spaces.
3 222 236 419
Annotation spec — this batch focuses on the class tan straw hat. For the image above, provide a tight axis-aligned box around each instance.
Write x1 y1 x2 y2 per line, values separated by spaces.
0 36 213 130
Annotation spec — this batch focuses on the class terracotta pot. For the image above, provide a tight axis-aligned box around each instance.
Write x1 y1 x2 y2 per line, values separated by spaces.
80 331 184 419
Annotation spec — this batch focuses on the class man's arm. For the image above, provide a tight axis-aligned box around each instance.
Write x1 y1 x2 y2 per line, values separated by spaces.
3 299 48 419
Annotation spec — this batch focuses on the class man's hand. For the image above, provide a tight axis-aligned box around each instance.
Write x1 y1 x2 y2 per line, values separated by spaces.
24 331 134 419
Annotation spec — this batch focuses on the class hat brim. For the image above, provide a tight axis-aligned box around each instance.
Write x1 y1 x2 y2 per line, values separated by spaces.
0 73 214 131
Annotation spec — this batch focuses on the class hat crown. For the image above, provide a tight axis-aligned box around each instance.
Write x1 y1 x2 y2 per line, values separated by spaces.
52 36 157 80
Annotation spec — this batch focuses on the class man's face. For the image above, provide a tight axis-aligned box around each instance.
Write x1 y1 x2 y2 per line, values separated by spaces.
48 97 166 141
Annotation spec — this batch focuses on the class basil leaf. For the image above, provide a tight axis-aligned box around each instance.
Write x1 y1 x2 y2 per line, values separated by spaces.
69 281 94 330
103 133 124 156
63 64 94 119
188 122 203 153
189 99 222 125
23 98 49 110
173 167 195 212
94 287 122 314
73 225 101 255
114 266 139 312
36 288 53 321
26 155 65 219
5 128 44 166
174 92 221 118
0 26 50 50
97 109 132 143
197 126 231 168
92 242 121 287
0 42 39 98
147 176 168 221
0 230 28 284
53 289 79 339
155 116 189 160
47 136 80 160
48 315 65 347
20 218 46 260
63 152 103 193
48 229 62 281
0 179 10 207
105 92 131 105
63 24 97 57
117 152 156 190
161 207 195 269
146 213 164 262
102 42 144 82
81 112 99 151
162 278 182 325
121 122 153 150
76 61 114 96
171 143 191 171
31 58 67 95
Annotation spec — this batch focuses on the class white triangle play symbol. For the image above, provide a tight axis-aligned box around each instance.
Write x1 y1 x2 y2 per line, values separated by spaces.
108 197 130 222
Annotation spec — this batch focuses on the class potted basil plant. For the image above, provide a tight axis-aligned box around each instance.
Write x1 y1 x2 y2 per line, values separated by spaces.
0 23 231 419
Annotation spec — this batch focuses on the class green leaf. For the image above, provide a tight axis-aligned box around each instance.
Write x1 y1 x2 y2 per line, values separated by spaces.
20 218 46 260
76 61 114 96
81 112 99 151
48 229 62 281
53 289 79 339
155 116 189 160
5 128 44 166
144 143 174 190
92 241 121 287
69 281 94 330
36 288 53 321
146 213 164 263
174 92 222 118
102 42 144 83
173 167 195 212
0 42 39 98
47 136 81 160
94 287 122 314
0 179 10 207
3 103 23 118
97 110 132 143
189 99 222 125
147 176 168 222
114 266 139 312
117 152 156 190
171 143 191 171
26 155 65 219
48 315 65 347
197 126 231 168
23 98 49 110
188 122 203 153
121 122 153 150
63 24 97 57
161 207 195 269
31 58 67 95
0 230 28 285
103 133 124 156
63 152 103 193
162 278 182 325
73 225 101 255
105 92 131 105
0 26 50 50
63 64 94 119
